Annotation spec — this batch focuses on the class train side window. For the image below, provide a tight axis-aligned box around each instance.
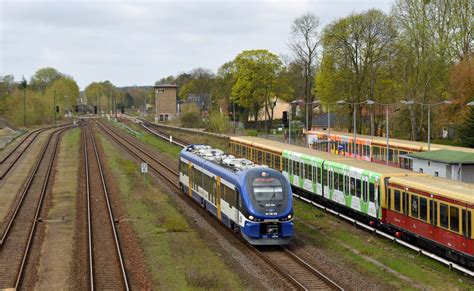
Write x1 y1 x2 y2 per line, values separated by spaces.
402 192 408 215
394 190 401 212
462 210 472 238
266 152 272 166
315 166 320 184
362 180 368 202
338 173 344 191
350 177 356 196
275 155 281 170
356 179 361 198
369 183 375 202
440 203 449 229
450 206 460 232
411 195 419 218
257 150 263 164
430 200 438 225
307 164 313 180
283 158 288 172
323 168 328 186
333 172 339 190
344 175 349 195
387 188 392 210
419 197 427 221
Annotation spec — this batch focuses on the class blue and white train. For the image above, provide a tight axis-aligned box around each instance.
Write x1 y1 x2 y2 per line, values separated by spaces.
179 145 294 245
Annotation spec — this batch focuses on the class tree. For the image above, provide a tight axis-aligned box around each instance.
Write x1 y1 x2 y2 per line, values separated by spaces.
30 67 63 92
315 9 397 134
458 107 474 147
232 49 292 132
178 68 215 100
290 12 321 129
45 78 80 116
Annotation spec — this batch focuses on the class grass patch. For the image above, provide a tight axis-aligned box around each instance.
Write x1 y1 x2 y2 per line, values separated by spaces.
293 199 474 289
98 133 244 290
107 119 182 159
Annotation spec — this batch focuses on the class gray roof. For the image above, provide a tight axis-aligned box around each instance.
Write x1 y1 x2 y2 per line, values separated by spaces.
155 84 178 88
312 113 339 127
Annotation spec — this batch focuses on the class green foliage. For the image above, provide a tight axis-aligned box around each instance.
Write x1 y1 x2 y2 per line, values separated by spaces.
207 111 229 133
29 67 63 92
232 49 292 131
180 104 203 128
458 107 474 147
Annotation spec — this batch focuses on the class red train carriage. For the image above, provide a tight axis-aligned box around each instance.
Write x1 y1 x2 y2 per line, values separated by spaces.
384 175 474 267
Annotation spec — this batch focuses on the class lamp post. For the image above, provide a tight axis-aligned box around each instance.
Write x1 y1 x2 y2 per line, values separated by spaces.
401 100 452 151
336 99 374 158
288 100 299 144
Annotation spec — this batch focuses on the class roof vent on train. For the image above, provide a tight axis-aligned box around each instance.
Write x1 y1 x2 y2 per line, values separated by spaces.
222 157 255 170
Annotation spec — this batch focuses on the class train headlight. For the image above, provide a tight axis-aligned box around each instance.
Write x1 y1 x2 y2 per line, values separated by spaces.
249 215 255 221
287 214 292 220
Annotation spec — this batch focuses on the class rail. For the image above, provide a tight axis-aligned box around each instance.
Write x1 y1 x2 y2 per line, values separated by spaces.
0 126 71 289
96 118 341 289
82 121 130 290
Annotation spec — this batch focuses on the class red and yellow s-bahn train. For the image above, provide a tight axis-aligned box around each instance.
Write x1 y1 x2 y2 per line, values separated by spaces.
306 129 474 169
229 136 474 269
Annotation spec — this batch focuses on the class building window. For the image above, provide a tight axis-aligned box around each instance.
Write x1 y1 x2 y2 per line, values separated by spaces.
156 88 165 94
165 114 169 121
419 168 423 173
159 114 164 121
434 171 439 177
428 161 431 166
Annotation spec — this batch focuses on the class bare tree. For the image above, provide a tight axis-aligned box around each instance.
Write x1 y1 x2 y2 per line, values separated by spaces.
290 12 321 130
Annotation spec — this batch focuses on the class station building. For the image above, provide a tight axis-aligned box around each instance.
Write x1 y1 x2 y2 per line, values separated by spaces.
401 150 474 183
154 84 178 121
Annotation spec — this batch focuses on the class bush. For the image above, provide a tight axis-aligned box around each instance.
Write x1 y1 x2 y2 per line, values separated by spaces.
207 111 229 133
181 111 202 128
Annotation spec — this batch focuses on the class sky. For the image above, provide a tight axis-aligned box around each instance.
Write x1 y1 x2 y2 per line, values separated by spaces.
0 0 392 89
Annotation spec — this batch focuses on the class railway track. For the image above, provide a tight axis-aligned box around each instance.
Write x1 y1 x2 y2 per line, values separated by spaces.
82 121 129 291
0 125 59 179
97 118 341 290
0 126 71 289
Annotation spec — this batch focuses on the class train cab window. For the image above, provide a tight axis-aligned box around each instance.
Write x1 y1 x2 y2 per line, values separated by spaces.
419 197 427 221
394 190 401 212
462 210 472 238
450 206 459 232
440 203 449 229
350 177 356 196
411 195 419 218
369 183 375 202
430 201 438 225
362 180 368 202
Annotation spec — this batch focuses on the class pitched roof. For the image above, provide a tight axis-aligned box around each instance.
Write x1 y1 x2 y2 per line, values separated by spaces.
405 149 474 164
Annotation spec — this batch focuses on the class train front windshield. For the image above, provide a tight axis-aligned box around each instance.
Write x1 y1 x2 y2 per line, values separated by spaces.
252 178 284 202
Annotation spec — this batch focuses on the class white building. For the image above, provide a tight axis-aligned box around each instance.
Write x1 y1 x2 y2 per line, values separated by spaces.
402 149 474 183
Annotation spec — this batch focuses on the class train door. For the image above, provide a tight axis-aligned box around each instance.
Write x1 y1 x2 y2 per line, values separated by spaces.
235 189 241 225
462 205 471 254
215 177 221 220
188 163 192 197
429 195 438 241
